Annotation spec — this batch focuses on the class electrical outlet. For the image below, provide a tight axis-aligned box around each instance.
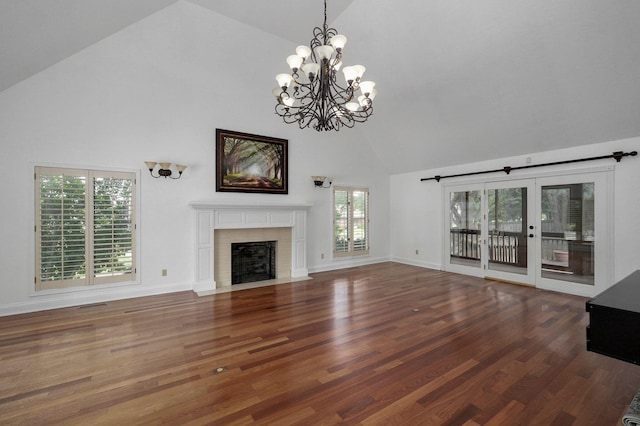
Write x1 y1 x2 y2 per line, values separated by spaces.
162 269 167 276
321 253 325 259
415 249 419 255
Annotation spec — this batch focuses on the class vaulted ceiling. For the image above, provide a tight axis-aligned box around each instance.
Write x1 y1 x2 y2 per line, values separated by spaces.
2 0 639 173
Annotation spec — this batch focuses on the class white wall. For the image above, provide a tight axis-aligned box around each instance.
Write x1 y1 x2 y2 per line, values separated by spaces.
0 2 390 315
390 137 640 287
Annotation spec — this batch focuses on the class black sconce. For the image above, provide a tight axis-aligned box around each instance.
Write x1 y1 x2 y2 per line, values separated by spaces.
312 176 332 188
145 162 187 179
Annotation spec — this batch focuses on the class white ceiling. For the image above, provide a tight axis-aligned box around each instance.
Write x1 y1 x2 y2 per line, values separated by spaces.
2 0 639 173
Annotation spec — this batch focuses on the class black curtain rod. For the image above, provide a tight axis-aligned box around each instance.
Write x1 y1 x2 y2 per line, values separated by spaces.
420 151 637 182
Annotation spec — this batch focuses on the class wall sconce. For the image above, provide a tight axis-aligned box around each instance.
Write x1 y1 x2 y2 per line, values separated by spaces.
312 176 332 188
144 161 187 179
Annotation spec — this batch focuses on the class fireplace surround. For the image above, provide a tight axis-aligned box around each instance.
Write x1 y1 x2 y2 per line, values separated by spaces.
190 203 311 295
214 227 291 288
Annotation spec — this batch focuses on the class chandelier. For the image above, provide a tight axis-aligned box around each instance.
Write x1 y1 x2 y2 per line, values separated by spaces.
273 0 377 132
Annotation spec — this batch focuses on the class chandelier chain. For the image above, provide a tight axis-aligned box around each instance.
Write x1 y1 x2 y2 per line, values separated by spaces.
324 0 327 29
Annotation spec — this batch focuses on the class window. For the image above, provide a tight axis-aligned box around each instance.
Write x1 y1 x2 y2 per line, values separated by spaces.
35 167 136 291
334 186 369 257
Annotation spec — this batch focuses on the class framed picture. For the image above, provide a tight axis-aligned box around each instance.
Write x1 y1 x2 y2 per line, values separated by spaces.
216 129 288 194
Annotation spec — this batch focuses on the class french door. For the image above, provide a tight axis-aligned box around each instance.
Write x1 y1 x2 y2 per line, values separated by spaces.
444 170 612 297
445 179 536 286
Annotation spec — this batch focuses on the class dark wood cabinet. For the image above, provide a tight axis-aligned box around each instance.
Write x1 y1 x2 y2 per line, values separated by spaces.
586 270 640 365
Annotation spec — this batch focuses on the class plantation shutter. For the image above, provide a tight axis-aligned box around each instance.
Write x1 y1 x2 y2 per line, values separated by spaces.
35 167 136 291
36 168 89 289
91 171 136 284
334 188 350 254
352 189 369 254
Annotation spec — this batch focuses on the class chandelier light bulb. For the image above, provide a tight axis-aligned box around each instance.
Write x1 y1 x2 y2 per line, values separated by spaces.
368 88 378 101
282 97 295 107
272 87 283 98
352 65 366 80
276 73 293 89
287 55 303 72
342 66 357 84
329 34 347 51
343 65 366 85
315 45 335 61
359 81 376 97
302 63 320 80
296 45 312 60
345 102 360 112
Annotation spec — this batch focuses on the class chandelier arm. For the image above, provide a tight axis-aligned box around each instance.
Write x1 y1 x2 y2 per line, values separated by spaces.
290 83 314 101
325 82 355 105
281 84 324 129
310 25 338 57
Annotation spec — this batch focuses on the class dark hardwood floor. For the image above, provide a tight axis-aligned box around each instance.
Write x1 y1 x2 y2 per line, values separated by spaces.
1 262 639 425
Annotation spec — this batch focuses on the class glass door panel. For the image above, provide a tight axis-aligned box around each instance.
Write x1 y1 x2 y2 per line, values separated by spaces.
536 171 611 297
487 186 528 275
449 189 482 268
485 180 535 285
540 183 594 285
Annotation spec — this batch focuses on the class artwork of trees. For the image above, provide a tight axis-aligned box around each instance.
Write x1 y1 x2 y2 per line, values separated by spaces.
216 130 288 193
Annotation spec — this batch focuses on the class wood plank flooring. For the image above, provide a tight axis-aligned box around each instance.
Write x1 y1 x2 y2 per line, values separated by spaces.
1 262 640 425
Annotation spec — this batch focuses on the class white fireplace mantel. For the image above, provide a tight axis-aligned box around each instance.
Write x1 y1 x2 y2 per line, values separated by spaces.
190 202 312 295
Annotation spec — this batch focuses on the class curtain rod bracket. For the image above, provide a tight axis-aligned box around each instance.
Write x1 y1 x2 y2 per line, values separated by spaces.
613 151 625 162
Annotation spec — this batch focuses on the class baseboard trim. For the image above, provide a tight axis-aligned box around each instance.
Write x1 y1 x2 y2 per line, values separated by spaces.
0 282 192 317
390 257 442 270
308 256 391 274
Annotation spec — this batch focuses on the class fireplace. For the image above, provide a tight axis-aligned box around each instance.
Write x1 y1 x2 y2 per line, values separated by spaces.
232 241 276 284
214 227 291 288
190 203 310 295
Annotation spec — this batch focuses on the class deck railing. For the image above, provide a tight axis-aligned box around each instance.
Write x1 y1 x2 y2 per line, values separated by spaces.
450 229 522 264
450 229 572 267
450 229 481 260
488 232 520 264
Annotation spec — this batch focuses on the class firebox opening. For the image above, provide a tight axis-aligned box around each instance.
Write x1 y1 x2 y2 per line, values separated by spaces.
231 241 277 285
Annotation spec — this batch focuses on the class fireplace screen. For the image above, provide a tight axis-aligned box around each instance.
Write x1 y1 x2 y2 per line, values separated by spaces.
231 241 277 285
